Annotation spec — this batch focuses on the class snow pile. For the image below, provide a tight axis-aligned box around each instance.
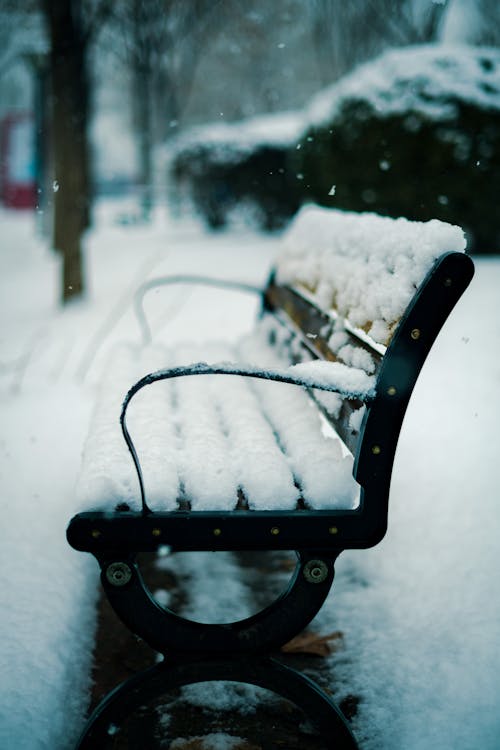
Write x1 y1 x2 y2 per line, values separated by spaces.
276 205 466 344
0 206 275 750
307 44 500 126
0 386 99 750
315 256 500 749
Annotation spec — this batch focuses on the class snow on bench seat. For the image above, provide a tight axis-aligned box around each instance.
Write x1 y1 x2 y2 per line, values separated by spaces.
77 329 362 515
276 205 466 345
176 341 301 511
236 329 357 509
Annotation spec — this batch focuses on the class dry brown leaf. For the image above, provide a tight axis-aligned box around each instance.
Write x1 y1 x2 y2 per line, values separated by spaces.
281 629 343 656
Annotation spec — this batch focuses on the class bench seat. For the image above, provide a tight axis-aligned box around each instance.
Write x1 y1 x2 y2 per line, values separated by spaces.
77 322 365 516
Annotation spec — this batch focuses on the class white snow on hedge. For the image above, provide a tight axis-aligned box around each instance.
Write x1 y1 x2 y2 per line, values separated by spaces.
276 205 467 344
307 44 500 125
171 45 500 171
170 109 304 166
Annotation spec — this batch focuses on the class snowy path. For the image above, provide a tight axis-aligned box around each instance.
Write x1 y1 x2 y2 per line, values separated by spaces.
0 205 275 750
316 258 500 749
0 204 499 749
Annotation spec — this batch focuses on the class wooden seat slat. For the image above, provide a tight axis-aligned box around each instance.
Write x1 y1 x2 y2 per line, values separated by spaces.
264 283 381 453
171 342 242 511
203 342 301 511
237 328 359 510
265 282 386 364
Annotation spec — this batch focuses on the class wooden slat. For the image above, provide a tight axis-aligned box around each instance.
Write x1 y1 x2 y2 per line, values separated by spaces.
264 282 382 453
265 283 385 363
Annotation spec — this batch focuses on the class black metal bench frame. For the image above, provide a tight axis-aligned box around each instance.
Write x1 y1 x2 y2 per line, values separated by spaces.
68 251 474 749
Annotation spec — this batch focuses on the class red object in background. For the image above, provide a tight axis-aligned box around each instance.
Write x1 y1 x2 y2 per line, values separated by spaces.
0 112 37 209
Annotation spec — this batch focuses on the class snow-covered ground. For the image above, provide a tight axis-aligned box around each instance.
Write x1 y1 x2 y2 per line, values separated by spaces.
0 202 498 749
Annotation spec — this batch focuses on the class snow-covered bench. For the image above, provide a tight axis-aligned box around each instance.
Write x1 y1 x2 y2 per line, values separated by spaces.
67 206 474 749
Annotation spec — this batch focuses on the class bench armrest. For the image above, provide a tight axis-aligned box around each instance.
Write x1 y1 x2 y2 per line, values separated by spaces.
134 275 264 345
121 361 376 514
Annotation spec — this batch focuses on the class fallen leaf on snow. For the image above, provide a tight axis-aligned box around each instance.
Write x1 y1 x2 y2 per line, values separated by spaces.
281 630 343 656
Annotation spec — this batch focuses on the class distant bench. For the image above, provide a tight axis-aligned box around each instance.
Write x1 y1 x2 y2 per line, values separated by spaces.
67 206 474 749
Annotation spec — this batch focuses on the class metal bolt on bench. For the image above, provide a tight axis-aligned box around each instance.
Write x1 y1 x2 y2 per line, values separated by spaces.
67 246 474 748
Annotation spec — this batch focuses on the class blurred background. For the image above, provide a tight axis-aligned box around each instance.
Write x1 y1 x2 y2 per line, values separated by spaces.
1 0 499 306
1 6 500 748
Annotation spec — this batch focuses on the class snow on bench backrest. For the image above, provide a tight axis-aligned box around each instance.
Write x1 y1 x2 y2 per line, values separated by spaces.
276 205 467 345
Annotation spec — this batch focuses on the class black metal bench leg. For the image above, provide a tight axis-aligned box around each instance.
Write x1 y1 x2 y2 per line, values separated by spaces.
75 655 359 749
77 550 358 747
98 550 339 654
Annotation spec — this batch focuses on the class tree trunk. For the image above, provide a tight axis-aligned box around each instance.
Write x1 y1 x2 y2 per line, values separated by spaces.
43 0 90 304
134 62 153 222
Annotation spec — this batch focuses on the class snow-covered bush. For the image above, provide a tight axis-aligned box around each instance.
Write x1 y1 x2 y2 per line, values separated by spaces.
168 45 499 250
294 44 500 253
168 111 304 231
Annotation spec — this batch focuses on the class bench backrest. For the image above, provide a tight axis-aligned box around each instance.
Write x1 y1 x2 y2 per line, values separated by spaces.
262 206 474 544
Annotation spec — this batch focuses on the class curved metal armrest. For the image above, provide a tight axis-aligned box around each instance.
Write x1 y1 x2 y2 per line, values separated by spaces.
120 361 376 514
134 275 264 345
